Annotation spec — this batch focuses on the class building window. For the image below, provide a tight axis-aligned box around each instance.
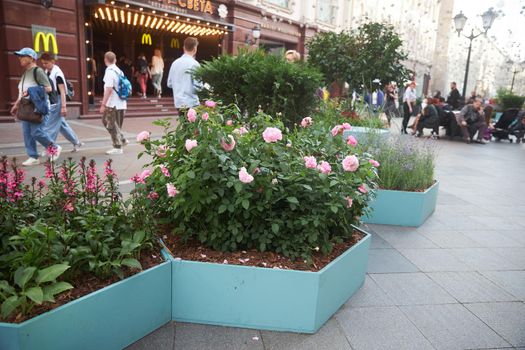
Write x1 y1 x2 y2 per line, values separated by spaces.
265 0 289 8
317 1 335 24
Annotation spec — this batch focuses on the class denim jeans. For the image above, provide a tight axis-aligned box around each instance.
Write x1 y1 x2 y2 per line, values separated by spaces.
47 100 79 146
22 113 54 159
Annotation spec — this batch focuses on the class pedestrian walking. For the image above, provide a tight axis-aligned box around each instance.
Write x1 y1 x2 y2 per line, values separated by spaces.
151 49 164 98
167 37 201 109
100 51 129 155
384 83 398 127
402 81 417 134
135 53 150 98
40 52 83 152
10 47 61 165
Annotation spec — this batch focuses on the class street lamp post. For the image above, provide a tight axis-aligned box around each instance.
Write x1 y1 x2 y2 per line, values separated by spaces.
453 8 498 100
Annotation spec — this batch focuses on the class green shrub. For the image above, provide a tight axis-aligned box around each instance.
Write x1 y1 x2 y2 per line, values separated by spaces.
137 102 378 261
313 99 386 130
496 88 525 110
193 50 323 126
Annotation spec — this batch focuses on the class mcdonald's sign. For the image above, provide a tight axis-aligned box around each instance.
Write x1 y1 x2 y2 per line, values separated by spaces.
141 33 152 46
170 38 180 49
31 25 58 55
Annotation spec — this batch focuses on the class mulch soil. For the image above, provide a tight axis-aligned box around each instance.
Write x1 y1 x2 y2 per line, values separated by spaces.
3 250 165 324
161 229 364 272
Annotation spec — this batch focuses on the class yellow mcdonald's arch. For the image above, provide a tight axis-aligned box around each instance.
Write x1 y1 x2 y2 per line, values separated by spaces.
141 33 152 45
34 32 58 55
170 38 180 49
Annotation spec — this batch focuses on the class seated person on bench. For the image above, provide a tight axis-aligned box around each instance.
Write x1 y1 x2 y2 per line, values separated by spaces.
457 98 487 144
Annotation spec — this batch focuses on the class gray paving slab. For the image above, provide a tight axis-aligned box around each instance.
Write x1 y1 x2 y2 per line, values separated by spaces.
436 215 487 230
490 248 525 269
336 306 434 350
345 276 395 308
445 248 520 271
374 231 438 249
125 322 174 350
498 230 525 246
261 318 352 350
418 230 482 248
459 230 524 248
173 323 264 350
468 216 525 231
466 302 525 347
400 304 511 350
367 249 419 273
370 273 456 305
426 271 518 303
398 248 471 272
369 232 393 249
481 271 525 301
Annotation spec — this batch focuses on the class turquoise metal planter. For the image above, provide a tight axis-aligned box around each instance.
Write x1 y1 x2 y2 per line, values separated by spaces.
343 126 390 141
0 253 172 350
363 181 439 227
169 227 371 333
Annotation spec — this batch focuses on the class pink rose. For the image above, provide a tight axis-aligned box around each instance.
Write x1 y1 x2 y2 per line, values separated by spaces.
205 100 217 108
156 144 168 158
342 155 359 172
202 112 209 121
185 139 198 152
238 167 254 184
226 120 233 126
342 123 352 130
358 185 368 194
369 159 380 167
345 196 353 208
317 161 332 174
262 127 283 143
347 135 358 146
331 125 343 136
220 135 236 152
148 191 159 200
187 108 197 122
253 167 261 174
303 156 317 169
233 126 248 135
167 183 178 197
136 131 150 143
160 165 170 177
301 117 313 128
140 169 152 181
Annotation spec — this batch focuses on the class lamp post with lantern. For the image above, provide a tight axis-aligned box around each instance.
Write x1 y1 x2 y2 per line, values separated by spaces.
453 8 498 100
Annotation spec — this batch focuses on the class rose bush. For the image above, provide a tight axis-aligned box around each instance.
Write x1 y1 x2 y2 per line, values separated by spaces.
138 103 378 260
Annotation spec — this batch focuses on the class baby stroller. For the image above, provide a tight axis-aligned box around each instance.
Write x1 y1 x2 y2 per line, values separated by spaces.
492 108 525 143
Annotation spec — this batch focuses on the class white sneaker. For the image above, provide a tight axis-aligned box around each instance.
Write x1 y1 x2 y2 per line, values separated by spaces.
121 139 129 147
106 148 123 155
72 142 84 153
22 157 40 166
49 145 62 162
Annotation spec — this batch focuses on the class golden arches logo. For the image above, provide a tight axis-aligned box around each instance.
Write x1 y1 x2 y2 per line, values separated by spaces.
34 32 58 54
141 33 152 45
170 38 180 49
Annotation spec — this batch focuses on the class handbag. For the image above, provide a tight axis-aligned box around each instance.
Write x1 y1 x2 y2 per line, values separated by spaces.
16 97 43 123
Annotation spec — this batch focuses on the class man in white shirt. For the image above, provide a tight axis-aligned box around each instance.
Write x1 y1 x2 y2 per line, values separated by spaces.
99 51 128 155
167 37 201 109
151 49 164 98
402 81 417 134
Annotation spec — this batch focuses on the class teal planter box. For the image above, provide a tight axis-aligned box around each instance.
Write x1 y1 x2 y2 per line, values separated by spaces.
363 181 439 227
169 227 371 333
343 126 389 141
0 254 172 350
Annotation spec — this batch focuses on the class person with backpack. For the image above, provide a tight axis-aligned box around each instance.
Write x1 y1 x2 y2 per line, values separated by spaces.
9 47 62 166
100 51 129 155
135 53 150 98
39 53 83 152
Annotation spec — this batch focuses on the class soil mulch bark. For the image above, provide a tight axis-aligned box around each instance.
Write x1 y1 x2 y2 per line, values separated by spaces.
3 250 165 324
161 230 364 272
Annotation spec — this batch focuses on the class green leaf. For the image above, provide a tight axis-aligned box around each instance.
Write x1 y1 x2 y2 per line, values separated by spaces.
42 282 74 303
121 258 142 270
286 197 299 204
36 264 70 284
187 170 196 179
234 182 243 193
241 199 249 210
24 287 44 304
1 296 19 319
14 266 37 288
0 280 15 294
218 204 227 214
330 206 339 214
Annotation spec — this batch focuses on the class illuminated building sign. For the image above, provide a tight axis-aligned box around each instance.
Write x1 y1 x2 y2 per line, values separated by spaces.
170 38 180 48
142 33 152 45
132 0 215 15
31 25 58 55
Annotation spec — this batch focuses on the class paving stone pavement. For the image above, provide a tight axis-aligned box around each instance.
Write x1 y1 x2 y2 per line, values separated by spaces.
2 117 524 349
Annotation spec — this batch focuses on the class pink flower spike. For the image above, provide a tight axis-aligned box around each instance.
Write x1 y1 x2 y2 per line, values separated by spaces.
342 123 352 130
201 112 209 121
262 127 283 143
239 167 254 184
205 100 217 108
185 139 198 152
187 108 197 122
167 183 178 197
345 196 353 208
220 135 236 152
369 159 380 167
317 160 332 174
342 155 359 172
303 156 317 169
347 135 358 146
226 120 233 126
136 131 150 143
46 145 57 157
64 201 74 212
358 185 369 194
300 117 313 128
